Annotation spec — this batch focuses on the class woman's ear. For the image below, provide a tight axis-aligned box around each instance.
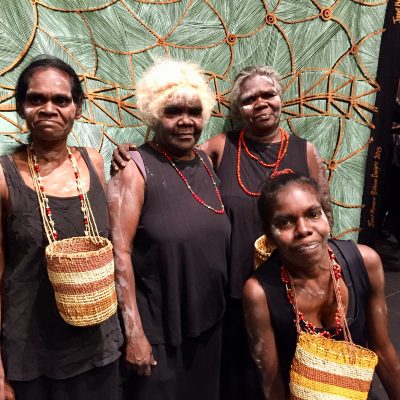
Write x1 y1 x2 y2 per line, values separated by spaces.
75 104 82 120
16 104 25 120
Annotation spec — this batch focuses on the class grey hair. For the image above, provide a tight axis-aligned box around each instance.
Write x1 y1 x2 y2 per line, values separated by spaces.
230 66 282 115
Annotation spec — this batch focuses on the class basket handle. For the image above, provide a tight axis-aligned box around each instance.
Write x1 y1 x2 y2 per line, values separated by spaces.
330 257 353 344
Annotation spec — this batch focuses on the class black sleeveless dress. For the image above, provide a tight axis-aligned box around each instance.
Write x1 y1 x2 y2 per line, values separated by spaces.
0 148 122 381
254 240 370 395
217 131 310 298
133 144 230 346
122 144 230 400
217 131 310 400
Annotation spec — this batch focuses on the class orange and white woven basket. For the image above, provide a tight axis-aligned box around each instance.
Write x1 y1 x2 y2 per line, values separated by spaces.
46 236 118 327
290 332 378 399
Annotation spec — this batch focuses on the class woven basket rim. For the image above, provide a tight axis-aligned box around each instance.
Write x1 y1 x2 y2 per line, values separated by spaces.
45 236 112 259
254 234 275 256
298 332 378 361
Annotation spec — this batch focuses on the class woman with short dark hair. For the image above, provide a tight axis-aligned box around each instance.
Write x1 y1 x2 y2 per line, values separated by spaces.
0 56 122 400
243 173 400 399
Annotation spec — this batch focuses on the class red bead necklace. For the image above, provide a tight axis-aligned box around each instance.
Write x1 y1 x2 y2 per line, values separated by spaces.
28 144 90 240
236 127 294 197
155 144 225 214
280 246 344 339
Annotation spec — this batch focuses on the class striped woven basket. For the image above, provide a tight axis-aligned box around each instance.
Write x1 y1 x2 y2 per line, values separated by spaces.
27 146 118 327
290 332 378 399
46 236 118 327
254 234 276 269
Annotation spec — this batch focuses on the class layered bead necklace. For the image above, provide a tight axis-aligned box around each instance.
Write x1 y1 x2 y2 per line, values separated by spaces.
280 246 344 338
27 144 93 241
236 127 294 197
155 143 225 214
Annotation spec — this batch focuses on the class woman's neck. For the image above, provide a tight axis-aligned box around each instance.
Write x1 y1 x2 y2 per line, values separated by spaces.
284 253 331 281
150 140 195 161
29 139 69 164
243 126 281 144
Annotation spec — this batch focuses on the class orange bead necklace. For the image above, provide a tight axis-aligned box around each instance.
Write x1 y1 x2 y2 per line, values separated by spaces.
236 127 293 197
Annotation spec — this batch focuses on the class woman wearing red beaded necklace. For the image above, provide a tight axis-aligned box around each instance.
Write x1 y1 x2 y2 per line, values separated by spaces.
0 57 122 399
107 59 230 400
243 173 400 399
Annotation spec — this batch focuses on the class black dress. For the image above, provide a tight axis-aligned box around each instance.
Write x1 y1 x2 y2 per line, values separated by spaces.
0 148 122 399
123 144 230 400
254 239 370 397
217 131 310 299
217 131 310 400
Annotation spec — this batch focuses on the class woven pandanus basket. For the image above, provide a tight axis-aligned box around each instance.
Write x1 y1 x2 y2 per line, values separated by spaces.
254 234 276 269
46 236 117 327
289 332 378 399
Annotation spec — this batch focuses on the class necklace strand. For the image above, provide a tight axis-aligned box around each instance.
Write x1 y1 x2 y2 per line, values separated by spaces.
280 246 344 339
236 127 294 197
27 144 98 241
155 144 225 214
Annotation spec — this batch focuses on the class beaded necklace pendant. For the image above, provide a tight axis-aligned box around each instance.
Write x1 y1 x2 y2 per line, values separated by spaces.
236 127 294 197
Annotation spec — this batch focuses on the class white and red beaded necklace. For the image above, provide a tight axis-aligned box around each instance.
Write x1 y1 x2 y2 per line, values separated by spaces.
155 143 225 214
27 144 92 241
280 246 345 339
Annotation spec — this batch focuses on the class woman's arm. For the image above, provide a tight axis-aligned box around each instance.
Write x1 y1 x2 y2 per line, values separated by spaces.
107 160 157 376
0 165 15 400
358 244 400 399
111 132 227 173
197 132 227 170
243 277 287 400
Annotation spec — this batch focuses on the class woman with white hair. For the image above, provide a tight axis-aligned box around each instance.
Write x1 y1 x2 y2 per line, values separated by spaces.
107 59 230 400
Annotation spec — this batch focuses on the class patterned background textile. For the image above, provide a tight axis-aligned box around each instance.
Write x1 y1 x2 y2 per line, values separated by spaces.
0 0 390 240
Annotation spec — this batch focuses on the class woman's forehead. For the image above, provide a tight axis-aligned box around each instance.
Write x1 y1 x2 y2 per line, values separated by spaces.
274 183 320 210
241 75 276 92
27 67 72 92
167 91 202 107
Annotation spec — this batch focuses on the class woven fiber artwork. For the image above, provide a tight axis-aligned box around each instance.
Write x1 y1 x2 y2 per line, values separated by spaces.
0 0 390 240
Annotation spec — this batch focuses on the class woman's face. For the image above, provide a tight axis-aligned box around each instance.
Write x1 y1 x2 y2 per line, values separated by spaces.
238 74 281 136
20 67 82 142
268 182 330 268
154 96 204 158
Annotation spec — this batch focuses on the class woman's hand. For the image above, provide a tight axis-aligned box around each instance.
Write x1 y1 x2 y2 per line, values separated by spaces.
0 361 15 400
3 381 14 400
126 334 157 376
111 143 136 172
